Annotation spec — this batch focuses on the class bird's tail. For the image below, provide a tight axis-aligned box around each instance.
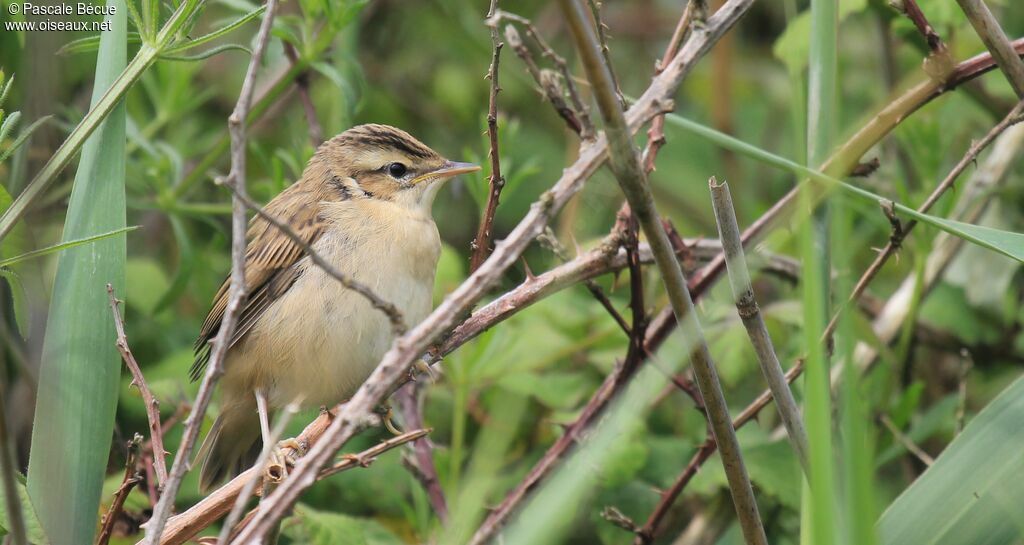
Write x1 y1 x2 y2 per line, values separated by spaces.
196 400 262 493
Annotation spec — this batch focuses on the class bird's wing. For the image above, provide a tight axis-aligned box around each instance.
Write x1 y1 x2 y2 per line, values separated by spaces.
190 187 326 381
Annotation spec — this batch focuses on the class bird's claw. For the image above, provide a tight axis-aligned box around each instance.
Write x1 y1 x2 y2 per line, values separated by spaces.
264 438 306 484
413 358 437 382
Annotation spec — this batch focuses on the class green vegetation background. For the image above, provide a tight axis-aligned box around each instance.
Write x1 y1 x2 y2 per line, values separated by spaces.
1 0 1023 543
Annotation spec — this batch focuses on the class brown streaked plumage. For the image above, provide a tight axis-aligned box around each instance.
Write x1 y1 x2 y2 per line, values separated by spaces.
192 124 479 491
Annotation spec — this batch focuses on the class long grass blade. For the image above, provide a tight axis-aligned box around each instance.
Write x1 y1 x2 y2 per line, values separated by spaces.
24 2 129 543
663 113 1024 263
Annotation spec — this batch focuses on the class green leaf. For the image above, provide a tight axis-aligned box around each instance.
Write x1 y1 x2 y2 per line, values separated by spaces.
161 5 266 55
159 43 251 62
0 226 136 268
0 111 20 145
0 473 49 544
55 32 143 55
879 375 1024 545
0 115 52 166
282 504 404 545
25 1 129 543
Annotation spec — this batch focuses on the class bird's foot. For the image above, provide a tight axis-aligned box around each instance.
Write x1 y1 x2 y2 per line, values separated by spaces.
412 358 437 382
376 403 403 435
264 438 307 484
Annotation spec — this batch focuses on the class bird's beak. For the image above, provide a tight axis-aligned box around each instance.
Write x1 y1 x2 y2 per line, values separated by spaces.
411 161 481 185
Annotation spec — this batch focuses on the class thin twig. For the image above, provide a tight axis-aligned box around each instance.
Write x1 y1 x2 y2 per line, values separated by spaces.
97 435 143 545
879 414 934 466
559 2 766 544
470 0 506 272
108 284 168 487
537 226 631 335
504 24 584 135
224 185 407 335
954 0 1024 97
232 2 758 541
642 0 697 172
709 178 809 472
664 42 1024 366
142 2 279 542
850 121 1024 376
494 9 595 138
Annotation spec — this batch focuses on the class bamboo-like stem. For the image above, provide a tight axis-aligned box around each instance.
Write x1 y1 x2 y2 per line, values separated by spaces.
559 2 766 544
709 178 809 472
108 284 168 488
955 0 1024 97
143 1 278 542
470 0 506 272
230 1 758 541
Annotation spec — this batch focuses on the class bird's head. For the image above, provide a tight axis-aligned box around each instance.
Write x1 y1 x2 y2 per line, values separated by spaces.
312 124 479 213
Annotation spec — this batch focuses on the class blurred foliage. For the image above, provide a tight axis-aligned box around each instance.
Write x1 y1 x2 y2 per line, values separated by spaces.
0 0 1023 543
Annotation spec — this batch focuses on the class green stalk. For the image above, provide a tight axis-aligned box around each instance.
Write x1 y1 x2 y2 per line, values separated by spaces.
24 2 129 543
803 0 838 542
0 0 204 243
836 198 878 545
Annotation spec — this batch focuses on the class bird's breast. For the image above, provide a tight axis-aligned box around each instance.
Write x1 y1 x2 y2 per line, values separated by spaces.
237 201 441 408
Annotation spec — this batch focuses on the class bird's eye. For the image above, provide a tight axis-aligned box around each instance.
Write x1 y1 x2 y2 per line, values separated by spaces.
387 162 407 178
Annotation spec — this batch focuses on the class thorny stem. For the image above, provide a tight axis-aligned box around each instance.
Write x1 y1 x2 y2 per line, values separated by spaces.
96 435 143 545
470 0 506 272
108 284 168 488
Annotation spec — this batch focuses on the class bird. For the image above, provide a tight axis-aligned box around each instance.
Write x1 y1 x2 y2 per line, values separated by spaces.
191 124 479 492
